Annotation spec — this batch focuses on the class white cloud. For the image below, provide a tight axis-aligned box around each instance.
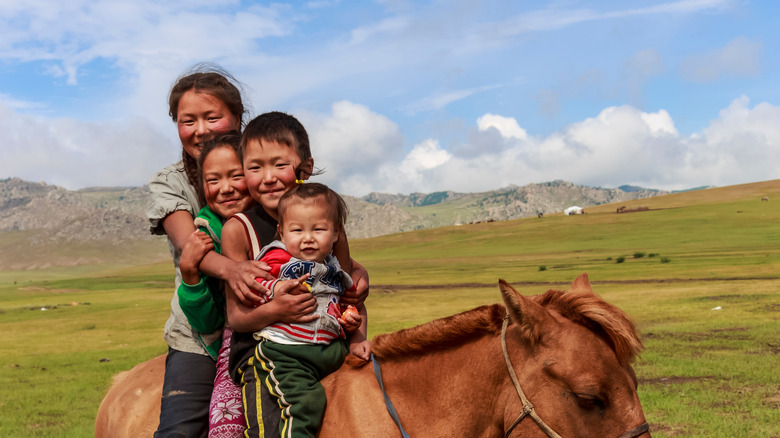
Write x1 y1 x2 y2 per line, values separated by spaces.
301 101 405 195
339 97 779 195
0 0 772 198
3 95 778 196
489 0 728 38
0 101 176 189
404 84 503 114
477 113 528 140
398 139 452 183
0 93 45 110
0 2 289 85
349 17 411 45
680 36 763 82
689 96 780 182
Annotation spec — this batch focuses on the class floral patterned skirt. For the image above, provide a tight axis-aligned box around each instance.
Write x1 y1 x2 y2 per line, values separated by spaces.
209 327 246 438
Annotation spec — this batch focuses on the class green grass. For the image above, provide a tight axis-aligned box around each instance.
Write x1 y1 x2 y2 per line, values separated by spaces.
1 180 779 437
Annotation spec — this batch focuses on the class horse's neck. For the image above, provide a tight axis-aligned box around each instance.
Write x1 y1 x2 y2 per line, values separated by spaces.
377 335 509 435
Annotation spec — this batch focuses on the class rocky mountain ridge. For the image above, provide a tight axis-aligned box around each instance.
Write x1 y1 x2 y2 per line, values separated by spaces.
348 180 665 237
0 177 666 269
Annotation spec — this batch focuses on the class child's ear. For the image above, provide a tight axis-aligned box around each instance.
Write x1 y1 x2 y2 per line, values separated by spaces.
300 158 314 180
276 224 283 237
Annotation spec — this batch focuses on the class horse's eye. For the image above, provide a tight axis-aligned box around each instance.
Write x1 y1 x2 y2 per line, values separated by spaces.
574 393 606 411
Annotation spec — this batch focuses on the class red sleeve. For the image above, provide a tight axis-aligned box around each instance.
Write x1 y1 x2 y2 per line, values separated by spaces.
260 248 292 278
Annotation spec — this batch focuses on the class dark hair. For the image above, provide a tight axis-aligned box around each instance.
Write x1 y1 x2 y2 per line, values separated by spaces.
277 183 348 232
169 64 247 189
240 111 317 180
194 131 243 206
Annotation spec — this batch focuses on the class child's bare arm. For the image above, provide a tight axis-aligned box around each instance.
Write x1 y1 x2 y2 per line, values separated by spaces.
333 230 369 306
342 303 370 360
332 228 353 274
216 219 272 306
161 210 197 254
341 261 368 306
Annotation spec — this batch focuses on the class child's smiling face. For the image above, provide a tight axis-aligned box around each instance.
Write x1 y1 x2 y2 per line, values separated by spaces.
177 91 240 160
243 138 312 218
201 146 255 218
278 198 338 263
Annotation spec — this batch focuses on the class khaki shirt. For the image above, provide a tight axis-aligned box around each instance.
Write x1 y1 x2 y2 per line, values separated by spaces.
146 161 208 356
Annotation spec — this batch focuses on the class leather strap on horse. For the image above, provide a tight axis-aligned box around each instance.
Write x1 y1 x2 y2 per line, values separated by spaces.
501 316 563 438
616 422 650 438
501 316 650 438
371 353 412 438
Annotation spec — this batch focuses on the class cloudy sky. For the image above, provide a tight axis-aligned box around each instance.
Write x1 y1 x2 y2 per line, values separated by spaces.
1 0 778 196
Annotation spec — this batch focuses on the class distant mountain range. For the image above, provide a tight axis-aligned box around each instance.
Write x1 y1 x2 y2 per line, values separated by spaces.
346 180 666 238
0 177 667 270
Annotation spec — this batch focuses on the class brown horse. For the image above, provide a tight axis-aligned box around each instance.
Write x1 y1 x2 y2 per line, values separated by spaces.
96 274 650 437
95 354 164 437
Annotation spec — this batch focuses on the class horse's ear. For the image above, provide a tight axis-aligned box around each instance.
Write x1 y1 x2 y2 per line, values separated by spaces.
568 273 593 295
499 279 553 343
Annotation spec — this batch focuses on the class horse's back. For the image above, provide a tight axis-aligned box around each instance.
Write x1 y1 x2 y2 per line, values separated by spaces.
95 354 164 438
320 356 395 438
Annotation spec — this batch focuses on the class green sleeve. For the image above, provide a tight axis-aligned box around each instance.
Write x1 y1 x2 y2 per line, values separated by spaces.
178 276 225 334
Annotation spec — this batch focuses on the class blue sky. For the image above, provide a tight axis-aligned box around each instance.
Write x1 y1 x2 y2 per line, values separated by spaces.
1 0 778 196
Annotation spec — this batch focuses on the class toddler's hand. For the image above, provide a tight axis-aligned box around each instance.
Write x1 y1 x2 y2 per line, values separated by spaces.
338 305 361 333
349 339 371 361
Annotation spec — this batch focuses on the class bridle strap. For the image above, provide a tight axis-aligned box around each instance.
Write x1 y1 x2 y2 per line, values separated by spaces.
369 314 649 438
501 317 563 438
616 422 650 438
501 316 649 438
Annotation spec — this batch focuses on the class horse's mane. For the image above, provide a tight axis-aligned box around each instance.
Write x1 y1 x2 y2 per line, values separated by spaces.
534 289 643 366
370 289 642 367
370 304 506 361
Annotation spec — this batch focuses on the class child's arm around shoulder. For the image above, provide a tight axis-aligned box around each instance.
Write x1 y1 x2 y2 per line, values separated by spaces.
208 217 273 306
333 228 369 306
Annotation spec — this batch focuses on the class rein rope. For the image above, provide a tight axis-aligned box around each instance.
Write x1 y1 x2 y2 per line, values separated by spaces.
371 353 411 438
501 316 650 438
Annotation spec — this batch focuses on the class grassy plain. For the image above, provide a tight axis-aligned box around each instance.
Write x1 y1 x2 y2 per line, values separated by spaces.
1 180 778 437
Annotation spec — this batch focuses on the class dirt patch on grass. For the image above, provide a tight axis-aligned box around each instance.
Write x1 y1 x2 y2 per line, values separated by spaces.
648 423 690 437
764 388 780 408
17 286 84 294
710 327 749 332
752 303 780 313
643 329 752 343
639 375 715 385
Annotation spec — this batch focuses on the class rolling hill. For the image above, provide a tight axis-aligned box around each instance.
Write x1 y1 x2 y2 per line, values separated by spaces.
0 176 749 271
